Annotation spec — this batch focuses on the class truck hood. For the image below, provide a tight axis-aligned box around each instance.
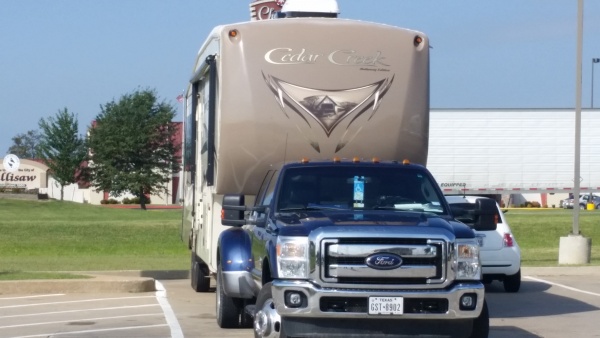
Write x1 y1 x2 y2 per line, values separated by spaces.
274 210 475 239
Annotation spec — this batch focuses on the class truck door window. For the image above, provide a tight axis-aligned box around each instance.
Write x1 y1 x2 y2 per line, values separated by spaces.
256 170 277 207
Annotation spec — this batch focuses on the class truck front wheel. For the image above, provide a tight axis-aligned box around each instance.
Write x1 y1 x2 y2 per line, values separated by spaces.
254 282 287 338
216 264 242 328
469 300 489 338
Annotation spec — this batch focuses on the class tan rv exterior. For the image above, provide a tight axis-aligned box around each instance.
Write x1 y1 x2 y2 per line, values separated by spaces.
182 17 429 275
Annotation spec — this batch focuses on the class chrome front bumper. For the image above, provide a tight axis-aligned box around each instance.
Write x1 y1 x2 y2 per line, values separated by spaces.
271 279 485 319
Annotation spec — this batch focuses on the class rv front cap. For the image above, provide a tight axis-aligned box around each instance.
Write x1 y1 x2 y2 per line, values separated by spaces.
281 0 340 14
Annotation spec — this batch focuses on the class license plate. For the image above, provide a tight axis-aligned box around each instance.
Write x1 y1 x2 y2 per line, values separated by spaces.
368 297 404 315
476 235 485 247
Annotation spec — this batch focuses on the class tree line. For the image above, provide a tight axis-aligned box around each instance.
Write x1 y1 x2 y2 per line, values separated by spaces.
6 88 180 210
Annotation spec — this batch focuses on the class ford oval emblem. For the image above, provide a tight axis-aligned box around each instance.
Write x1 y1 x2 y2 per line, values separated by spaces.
365 253 403 270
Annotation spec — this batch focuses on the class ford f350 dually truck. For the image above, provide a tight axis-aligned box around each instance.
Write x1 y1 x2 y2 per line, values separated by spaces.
181 1 496 337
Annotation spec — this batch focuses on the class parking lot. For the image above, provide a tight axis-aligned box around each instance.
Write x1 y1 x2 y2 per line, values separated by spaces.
1 267 599 338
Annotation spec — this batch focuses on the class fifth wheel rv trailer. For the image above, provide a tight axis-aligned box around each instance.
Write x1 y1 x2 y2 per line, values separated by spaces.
181 1 494 337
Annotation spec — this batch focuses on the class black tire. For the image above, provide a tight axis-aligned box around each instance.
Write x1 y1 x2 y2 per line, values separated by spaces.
216 263 241 328
470 300 489 338
254 282 287 338
190 253 211 292
241 302 254 329
503 269 521 293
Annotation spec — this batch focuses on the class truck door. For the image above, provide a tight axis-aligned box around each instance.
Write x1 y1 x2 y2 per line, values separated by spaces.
249 170 278 282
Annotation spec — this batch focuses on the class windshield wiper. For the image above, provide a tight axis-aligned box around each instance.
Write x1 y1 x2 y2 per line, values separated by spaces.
278 205 348 212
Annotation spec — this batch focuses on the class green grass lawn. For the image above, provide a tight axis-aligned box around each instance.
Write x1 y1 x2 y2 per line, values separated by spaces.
1 199 598 280
504 208 600 266
0 198 189 279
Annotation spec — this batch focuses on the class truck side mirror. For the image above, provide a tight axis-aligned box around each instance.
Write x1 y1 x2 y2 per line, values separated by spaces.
221 194 246 226
473 198 498 231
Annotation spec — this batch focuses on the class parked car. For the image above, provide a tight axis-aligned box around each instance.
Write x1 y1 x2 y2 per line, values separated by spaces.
446 195 522 292
563 194 600 209
562 198 574 209
578 194 600 209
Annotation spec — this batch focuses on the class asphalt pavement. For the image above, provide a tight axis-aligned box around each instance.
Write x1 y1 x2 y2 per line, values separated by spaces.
2 267 600 338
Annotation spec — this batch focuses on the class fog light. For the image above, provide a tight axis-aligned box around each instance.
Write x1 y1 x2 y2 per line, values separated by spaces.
284 291 306 308
460 294 477 310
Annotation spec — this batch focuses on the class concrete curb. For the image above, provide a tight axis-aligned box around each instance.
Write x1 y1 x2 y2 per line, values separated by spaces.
0 275 155 294
2 267 599 294
0 270 190 295
522 266 600 277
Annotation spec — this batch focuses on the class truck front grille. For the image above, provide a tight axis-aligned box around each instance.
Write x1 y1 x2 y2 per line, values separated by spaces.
321 238 446 285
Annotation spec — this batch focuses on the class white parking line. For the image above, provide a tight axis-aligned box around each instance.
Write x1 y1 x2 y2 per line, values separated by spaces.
155 280 184 338
0 294 65 301
0 313 163 330
0 295 155 309
0 304 159 319
9 324 169 338
525 276 600 297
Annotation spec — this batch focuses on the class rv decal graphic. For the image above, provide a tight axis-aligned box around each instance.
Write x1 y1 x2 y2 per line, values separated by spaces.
263 73 394 152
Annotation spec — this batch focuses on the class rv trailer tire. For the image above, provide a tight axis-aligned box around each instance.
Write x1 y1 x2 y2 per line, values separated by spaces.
191 253 211 292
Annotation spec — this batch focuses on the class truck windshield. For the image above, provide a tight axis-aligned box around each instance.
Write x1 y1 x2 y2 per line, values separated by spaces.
276 166 447 215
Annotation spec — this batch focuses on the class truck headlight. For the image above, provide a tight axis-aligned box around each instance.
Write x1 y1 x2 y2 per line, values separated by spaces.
454 240 481 280
276 237 309 279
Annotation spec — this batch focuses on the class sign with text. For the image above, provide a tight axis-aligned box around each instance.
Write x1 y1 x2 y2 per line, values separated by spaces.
0 159 48 190
250 0 284 21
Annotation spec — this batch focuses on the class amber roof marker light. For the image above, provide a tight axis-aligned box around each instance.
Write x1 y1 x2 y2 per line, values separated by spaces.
228 29 241 42
414 35 423 47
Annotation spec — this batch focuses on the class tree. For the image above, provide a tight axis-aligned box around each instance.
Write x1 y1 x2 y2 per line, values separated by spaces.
7 130 41 158
38 108 88 201
87 89 180 210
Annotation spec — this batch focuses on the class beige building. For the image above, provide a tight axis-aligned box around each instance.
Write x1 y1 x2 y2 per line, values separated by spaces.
1 155 181 206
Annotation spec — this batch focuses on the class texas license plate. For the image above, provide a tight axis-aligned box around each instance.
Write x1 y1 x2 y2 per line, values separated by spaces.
368 297 404 315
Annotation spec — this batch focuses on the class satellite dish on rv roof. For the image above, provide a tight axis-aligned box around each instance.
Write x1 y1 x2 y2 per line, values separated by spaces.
279 0 339 18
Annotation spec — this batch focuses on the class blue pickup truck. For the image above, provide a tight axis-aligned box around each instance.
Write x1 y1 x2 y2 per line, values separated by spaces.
219 159 497 338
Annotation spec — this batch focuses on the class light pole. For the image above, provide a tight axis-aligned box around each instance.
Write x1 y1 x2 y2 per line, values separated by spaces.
558 0 591 265
593 58 600 108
